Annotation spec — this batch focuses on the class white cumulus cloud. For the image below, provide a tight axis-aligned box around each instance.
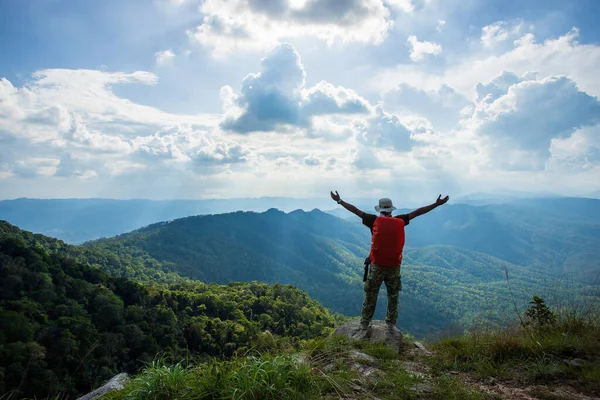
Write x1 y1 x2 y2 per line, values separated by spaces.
220 43 372 133
383 83 472 131
353 105 415 152
155 49 176 65
407 35 442 61
386 0 414 13
373 28 600 103
481 20 525 49
481 21 509 48
470 73 600 170
187 0 396 57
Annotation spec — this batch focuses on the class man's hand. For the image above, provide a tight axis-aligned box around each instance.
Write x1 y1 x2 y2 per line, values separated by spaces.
330 191 364 217
408 194 450 220
330 190 341 203
436 194 449 206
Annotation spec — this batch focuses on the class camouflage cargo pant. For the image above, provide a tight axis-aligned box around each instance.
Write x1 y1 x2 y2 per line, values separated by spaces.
360 263 401 325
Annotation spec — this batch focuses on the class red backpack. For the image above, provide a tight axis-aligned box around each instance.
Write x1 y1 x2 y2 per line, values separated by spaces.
369 216 406 267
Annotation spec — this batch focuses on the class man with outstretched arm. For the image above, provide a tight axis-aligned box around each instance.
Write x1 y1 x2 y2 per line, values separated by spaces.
330 191 449 337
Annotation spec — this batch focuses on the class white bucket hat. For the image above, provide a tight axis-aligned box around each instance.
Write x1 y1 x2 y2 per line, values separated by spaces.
374 197 396 213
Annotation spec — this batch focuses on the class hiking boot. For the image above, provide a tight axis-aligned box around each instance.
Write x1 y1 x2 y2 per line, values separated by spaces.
386 322 396 331
353 320 370 340
353 327 369 340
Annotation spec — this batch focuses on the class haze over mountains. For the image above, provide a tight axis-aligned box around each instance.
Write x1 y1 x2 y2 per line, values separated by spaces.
1 193 595 244
0 197 338 243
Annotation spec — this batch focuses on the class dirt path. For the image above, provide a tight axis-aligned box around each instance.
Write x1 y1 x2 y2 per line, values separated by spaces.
466 377 600 400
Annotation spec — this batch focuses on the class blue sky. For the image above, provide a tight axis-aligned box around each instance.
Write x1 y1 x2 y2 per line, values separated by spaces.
1 0 599 201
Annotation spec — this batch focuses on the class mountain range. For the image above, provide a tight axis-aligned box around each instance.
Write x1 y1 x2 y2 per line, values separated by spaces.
83 203 597 335
5 215 596 399
2 194 592 244
0 197 331 243
1 197 598 337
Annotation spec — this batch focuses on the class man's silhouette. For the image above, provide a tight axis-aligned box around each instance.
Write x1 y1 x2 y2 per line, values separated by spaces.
330 192 449 336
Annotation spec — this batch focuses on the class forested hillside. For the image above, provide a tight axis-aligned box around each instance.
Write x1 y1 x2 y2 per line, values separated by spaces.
83 209 575 337
335 197 600 280
2 198 594 338
0 223 335 399
1 203 597 397
398 198 600 280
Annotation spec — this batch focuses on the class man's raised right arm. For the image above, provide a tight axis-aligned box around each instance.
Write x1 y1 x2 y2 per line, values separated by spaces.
330 190 364 218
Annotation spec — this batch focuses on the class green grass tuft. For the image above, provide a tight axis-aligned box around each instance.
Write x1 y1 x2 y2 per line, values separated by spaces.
431 374 498 400
105 354 323 400
428 306 600 392
108 360 197 400
226 354 318 400
101 301 600 400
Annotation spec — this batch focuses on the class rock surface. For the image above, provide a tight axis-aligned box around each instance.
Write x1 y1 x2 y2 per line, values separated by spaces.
349 350 376 363
334 320 404 353
76 373 128 400
414 341 432 354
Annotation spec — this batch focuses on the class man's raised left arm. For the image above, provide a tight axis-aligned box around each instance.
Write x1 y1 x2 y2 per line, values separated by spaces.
407 194 449 220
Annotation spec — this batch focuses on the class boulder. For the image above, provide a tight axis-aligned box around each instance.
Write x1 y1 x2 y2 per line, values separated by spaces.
76 373 128 400
334 320 404 353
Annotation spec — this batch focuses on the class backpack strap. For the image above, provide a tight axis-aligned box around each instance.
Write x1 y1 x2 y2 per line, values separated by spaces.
363 256 371 282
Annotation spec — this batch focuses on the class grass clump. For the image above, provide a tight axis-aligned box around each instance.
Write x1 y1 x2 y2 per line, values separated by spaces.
1 391 70 400
428 296 600 393
227 354 317 399
105 354 320 400
112 361 198 400
104 334 435 400
364 365 422 399
431 375 498 400
96 294 600 400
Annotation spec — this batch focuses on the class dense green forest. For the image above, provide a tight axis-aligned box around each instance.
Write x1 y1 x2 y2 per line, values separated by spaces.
2 203 588 339
1 200 598 398
0 225 335 399
83 209 583 335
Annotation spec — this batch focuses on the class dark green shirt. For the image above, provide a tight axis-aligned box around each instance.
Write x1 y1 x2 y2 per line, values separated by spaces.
362 213 410 233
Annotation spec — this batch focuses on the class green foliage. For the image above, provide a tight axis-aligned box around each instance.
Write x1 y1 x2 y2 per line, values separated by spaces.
0 226 335 399
430 375 494 400
106 335 385 400
120 361 194 400
228 354 317 399
73 211 587 338
428 304 600 394
3 206 593 340
363 366 421 399
108 332 503 400
1 200 598 399
106 355 320 400
524 296 556 329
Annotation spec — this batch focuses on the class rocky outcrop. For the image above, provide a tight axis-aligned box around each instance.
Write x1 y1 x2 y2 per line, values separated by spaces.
76 373 128 400
334 320 404 353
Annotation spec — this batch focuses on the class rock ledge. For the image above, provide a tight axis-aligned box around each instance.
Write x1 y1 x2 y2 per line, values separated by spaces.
334 320 404 353
76 373 128 400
